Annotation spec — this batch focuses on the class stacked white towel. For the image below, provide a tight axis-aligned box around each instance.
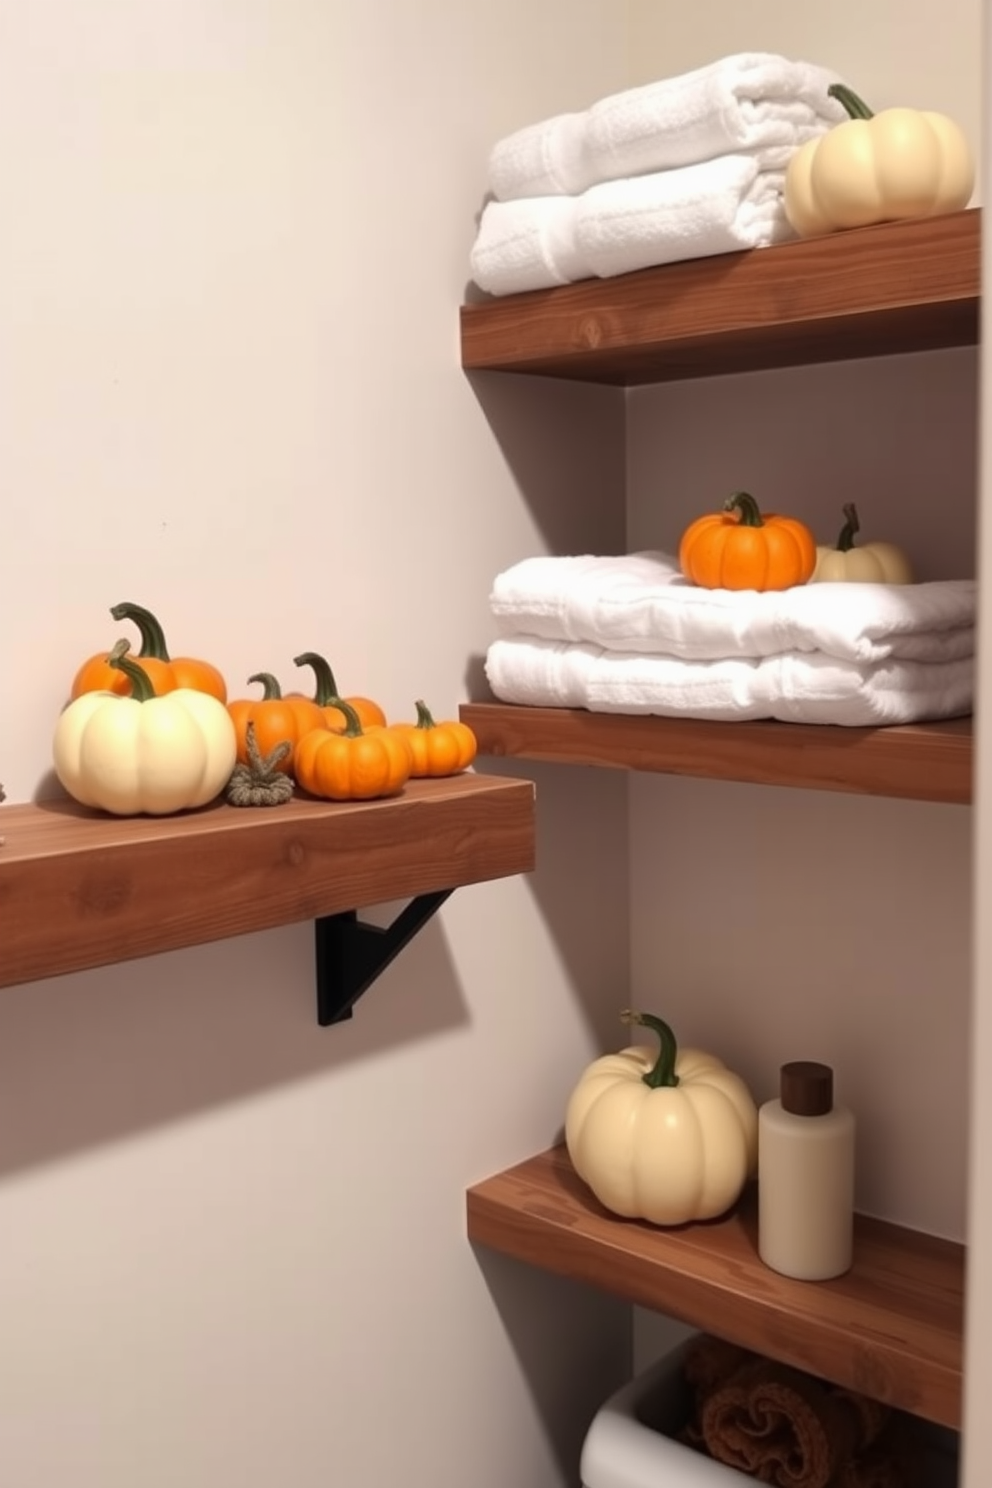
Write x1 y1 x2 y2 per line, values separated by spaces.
471 52 849 297
485 551 975 727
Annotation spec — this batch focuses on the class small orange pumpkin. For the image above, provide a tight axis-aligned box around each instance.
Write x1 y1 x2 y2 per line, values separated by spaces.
393 701 477 778
293 651 387 730
294 701 411 801
227 673 326 774
72 602 228 701
679 492 817 592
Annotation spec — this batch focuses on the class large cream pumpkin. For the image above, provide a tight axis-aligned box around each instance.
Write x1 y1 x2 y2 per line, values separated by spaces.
565 1011 758 1226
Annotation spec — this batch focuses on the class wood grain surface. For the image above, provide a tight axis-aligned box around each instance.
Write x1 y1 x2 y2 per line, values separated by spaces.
461 704 972 804
461 209 980 385
467 1145 964 1428
0 775 536 988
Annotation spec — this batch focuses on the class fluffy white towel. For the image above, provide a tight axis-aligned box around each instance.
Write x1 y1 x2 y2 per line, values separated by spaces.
485 637 973 728
488 52 848 201
471 153 795 297
490 551 976 666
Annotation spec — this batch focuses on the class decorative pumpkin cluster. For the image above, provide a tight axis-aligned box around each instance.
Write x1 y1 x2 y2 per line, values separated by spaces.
54 607 477 818
679 494 913 593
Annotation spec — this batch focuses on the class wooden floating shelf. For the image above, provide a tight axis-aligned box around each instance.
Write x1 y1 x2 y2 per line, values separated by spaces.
461 209 980 385
0 774 536 990
467 1145 964 1429
459 704 972 805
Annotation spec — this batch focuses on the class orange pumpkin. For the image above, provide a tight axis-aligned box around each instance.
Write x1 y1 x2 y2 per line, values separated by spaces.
294 701 411 801
227 673 326 774
679 492 817 592
293 651 387 730
72 602 228 701
393 701 477 778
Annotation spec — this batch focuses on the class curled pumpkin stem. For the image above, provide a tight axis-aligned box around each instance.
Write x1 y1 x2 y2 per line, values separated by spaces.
722 491 764 528
109 602 172 660
828 82 874 121
107 639 157 701
621 1009 681 1089
836 503 861 552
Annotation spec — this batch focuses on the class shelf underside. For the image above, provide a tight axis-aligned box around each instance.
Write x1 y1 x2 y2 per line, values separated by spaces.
0 774 536 989
461 209 980 385
467 1146 964 1429
459 704 972 804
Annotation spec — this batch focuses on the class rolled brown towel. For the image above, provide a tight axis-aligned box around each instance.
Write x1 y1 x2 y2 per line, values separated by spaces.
699 1357 863 1488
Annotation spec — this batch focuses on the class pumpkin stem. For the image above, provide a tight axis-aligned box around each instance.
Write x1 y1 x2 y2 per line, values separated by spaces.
334 697 365 738
828 82 875 121
109 602 171 661
293 651 341 708
723 491 764 528
246 671 283 700
414 700 436 730
620 1009 680 1089
107 639 157 702
836 503 861 552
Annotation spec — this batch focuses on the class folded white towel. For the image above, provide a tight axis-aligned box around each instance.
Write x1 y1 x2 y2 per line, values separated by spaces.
488 52 848 201
485 637 973 728
471 153 795 297
490 551 976 666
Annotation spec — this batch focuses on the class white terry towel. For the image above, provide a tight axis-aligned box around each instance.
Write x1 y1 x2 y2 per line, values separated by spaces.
485 637 974 729
471 152 795 297
490 551 976 666
488 52 848 201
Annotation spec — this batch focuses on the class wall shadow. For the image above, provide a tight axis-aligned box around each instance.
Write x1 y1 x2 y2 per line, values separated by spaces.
471 1245 630 1483
465 369 627 557
0 907 468 1179
470 749 632 1054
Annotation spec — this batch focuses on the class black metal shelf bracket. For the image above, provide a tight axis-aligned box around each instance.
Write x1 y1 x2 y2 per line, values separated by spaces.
314 888 455 1025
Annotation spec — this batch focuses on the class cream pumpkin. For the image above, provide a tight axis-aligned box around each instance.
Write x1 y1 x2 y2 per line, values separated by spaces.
565 1011 758 1226
54 641 237 816
785 84 974 238
811 503 914 585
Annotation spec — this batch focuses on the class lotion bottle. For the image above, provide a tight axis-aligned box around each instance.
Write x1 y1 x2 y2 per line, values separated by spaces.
758 1061 855 1281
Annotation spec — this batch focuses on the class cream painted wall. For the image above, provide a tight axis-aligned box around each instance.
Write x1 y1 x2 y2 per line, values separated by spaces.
627 0 983 198
0 6 634 1486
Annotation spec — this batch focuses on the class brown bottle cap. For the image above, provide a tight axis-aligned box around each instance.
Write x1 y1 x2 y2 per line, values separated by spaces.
781 1061 834 1117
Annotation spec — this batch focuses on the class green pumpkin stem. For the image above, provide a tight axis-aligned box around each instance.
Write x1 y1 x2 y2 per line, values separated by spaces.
334 698 365 737
828 83 874 121
109 602 171 661
293 651 341 708
247 671 284 700
836 503 861 552
620 1009 680 1089
107 639 157 702
414 700 437 731
723 491 764 528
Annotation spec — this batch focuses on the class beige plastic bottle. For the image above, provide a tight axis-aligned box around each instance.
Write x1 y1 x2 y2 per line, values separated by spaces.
758 1061 855 1281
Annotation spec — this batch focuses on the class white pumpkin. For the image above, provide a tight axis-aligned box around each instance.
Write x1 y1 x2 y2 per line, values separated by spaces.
565 1011 758 1226
811 503 914 584
54 641 237 816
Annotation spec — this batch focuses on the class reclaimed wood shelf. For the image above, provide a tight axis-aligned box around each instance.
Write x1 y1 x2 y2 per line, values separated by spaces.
0 774 536 990
460 704 972 804
461 208 980 385
467 1145 964 1429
